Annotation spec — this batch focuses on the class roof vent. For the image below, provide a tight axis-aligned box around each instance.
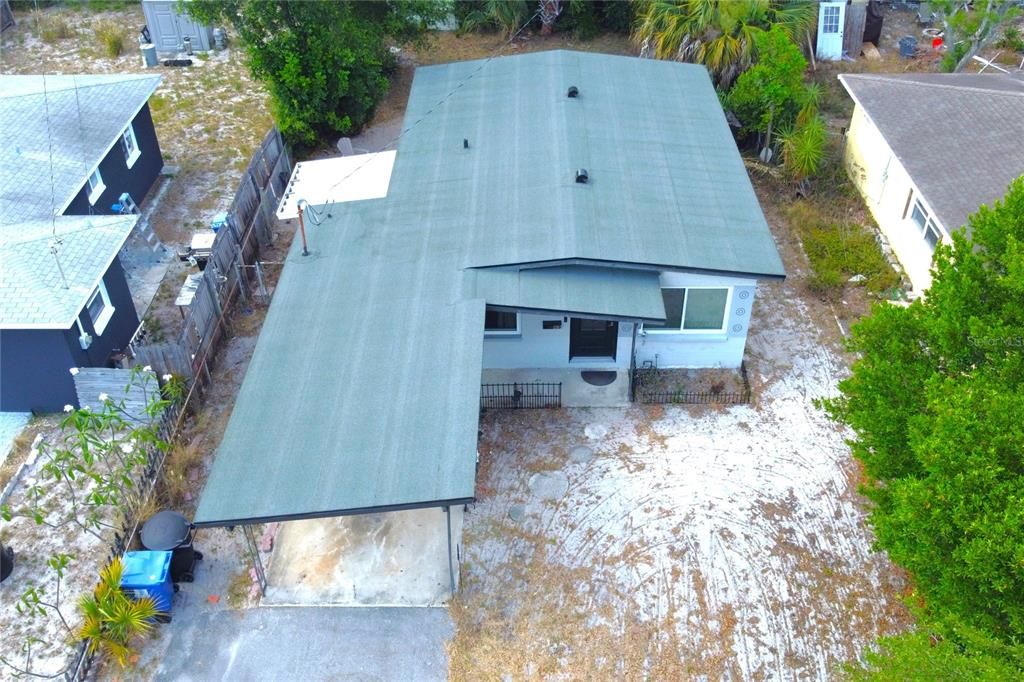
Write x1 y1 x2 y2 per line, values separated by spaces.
575 168 589 184
567 86 579 98
463 138 469 149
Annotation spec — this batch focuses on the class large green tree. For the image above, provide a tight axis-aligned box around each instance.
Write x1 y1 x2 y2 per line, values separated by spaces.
821 178 1024 645
724 26 816 153
186 0 447 145
632 0 815 86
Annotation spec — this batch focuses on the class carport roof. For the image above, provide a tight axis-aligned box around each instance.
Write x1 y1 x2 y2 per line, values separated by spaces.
195 50 781 526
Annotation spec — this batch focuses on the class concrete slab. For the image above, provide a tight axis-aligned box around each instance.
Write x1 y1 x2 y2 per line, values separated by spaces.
263 507 459 607
481 368 630 407
152 606 452 682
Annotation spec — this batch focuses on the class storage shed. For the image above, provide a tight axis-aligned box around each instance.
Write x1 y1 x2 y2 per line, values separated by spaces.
142 0 214 54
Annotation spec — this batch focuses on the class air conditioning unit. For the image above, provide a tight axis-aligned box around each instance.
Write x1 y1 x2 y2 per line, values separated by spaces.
79 332 92 350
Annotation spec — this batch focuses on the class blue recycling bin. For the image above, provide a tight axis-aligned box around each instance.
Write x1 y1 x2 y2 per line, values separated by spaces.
210 212 229 233
120 550 174 617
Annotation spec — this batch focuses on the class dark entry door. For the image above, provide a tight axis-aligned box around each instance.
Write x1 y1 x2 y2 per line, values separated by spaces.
569 318 618 359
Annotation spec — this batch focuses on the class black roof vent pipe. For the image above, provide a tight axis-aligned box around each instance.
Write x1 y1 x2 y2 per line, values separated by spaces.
575 168 589 184
568 86 579 98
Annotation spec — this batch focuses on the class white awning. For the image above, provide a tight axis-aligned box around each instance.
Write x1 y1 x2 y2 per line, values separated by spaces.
276 151 396 219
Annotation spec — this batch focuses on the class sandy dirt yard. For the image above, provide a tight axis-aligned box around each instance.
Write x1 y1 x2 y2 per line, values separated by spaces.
451 281 911 679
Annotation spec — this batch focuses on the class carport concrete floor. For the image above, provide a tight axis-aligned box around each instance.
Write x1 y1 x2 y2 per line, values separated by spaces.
152 606 452 681
263 508 456 606
482 368 630 407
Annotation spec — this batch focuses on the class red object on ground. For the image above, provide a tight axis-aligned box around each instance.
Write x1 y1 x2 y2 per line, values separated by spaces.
207 594 220 604
932 37 944 49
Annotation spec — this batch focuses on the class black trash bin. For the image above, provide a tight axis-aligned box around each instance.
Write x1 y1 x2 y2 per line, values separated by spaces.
140 511 203 583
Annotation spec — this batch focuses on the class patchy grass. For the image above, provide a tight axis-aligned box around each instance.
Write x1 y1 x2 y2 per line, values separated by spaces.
786 199 900 300
91 18 125 57
33 12 74 43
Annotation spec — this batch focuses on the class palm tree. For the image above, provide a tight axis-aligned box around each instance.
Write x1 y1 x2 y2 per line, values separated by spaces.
633 0 816 86
76 558 161 668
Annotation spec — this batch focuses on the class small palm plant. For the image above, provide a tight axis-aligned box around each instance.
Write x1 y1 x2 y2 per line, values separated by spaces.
76 559 160 668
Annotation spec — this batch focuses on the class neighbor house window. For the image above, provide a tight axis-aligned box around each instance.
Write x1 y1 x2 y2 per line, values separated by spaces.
87 167 105 205
121 123 140 168
645 287 730 333
86 280 115 336
908 197 943 251
484 307 519 335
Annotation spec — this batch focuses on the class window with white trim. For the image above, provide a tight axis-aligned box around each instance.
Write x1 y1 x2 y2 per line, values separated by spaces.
86 280 115 336
908 197 943 251
87 167 105 205
645 287 731 333
121 123 141 168
484 307 519 335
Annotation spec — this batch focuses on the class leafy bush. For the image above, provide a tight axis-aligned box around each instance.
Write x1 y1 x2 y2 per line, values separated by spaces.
786 200 899 299
34 13 73 43
725 26 817 148
821 178 1024 643
996 26 1024 52
186 1 446 147
458 0 532 38
93 19 125 58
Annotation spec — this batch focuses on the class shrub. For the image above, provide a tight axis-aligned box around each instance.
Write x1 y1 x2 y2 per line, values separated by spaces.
996 26 1024 53
35 12 73 43
787 201 899 299
93 19 125 58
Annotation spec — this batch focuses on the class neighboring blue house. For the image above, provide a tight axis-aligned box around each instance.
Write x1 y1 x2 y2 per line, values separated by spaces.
0 74 164 412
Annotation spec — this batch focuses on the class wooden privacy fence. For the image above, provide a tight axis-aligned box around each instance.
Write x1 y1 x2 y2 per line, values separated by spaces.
129 128 291 386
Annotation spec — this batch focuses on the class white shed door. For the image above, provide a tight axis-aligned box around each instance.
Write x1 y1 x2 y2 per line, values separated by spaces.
817 2 845 61
152 4 180 52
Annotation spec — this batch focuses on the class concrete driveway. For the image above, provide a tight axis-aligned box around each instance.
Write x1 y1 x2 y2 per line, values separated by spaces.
153 606 452 682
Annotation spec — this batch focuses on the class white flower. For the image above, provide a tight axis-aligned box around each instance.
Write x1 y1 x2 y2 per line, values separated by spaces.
63 404 74 413
162 374 173 382
120 442 133 454
98 392 109 402
69 367 79 376
143 365 152 372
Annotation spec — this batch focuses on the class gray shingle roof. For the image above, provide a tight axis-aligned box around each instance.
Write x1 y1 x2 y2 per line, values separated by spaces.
0 73 161 223
840 72 1024 234
0 215 137 328
0 74 159 328
195 51 781 526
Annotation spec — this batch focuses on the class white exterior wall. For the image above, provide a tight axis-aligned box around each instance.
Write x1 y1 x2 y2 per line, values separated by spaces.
482 313 634 369
844 105 950 292
634 272 756 369
481 271 757 371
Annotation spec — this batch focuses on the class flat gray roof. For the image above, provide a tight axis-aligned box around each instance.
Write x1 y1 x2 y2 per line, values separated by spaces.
840 72 1024 234
195 51 782 525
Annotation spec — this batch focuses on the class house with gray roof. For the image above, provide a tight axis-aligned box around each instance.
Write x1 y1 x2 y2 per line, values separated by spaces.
839 72 1024 292
0 74 164 411
194 51 784 599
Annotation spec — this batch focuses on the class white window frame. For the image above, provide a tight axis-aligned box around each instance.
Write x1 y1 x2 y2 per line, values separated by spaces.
644 286 732 335
122 123 141 168
86 280 115 336
822 5 841 34
908 196 945 252
484 308 520 336
86 166 105 205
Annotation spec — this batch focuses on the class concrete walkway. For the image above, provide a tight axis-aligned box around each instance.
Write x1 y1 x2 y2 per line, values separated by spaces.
153 606 452 682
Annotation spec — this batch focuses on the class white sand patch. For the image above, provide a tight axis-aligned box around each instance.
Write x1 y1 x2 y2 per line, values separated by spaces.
463 287 909 679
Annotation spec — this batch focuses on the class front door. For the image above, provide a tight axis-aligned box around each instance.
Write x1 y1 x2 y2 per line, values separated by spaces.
569 318 618 360
816 2 845 61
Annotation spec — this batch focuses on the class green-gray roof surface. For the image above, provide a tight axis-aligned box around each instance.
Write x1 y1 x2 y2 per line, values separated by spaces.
195 50 782 525
467 266 666 321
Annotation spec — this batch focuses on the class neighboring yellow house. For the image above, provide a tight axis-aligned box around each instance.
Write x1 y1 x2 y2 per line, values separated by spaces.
839 73 1024 293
